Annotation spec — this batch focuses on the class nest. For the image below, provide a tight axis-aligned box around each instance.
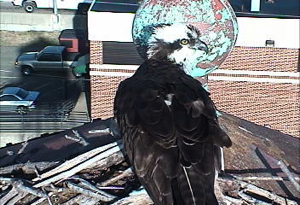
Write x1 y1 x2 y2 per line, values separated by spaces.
0 116 299 204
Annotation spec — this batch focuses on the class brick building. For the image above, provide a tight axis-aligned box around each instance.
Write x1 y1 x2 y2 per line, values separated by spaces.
87 0 300 137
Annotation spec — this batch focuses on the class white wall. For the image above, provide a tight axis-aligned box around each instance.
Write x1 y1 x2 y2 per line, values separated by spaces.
88 11 300 49
235 17 300 49
0 12 87 31
88 11 134 42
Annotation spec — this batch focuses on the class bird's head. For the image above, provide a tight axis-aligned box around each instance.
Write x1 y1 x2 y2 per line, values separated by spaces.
147 23 209 74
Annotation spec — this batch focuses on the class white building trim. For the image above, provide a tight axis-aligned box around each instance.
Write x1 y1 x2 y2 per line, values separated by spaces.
209 76 300 84
212 69 300 77
90 64 300 84
90 64 138 70
90 71 134 77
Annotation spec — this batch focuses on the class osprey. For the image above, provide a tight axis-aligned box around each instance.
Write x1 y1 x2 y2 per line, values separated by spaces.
114 24 232 205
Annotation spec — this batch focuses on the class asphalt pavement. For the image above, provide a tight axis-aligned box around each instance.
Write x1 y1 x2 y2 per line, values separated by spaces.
0 44 89 148
0 4 89 147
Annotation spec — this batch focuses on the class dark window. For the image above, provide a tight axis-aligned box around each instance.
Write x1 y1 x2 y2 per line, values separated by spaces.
38 53 61 61
0 95 19 101
103 42 143 65
229 0 251 12
16 89 28 99
229 0 300 18
91 0 139 13
261 0 299 17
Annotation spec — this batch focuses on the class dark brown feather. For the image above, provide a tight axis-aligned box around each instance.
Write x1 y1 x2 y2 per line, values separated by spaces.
114 59 231 205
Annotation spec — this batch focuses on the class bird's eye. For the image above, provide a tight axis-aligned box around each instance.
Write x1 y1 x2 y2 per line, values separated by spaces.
180 39 189 45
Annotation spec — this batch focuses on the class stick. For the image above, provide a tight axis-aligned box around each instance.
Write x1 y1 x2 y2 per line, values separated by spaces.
70 176 116 199
64 130 89 146
33 145 122 188
277 160 300 192
0 178 48 205
99 167 134 187
14 180 48 198
81 150 124 172
0 187 19 205
33 141 121 182
66 181 115 202
17 141 28 154
88 128 110 134
6 192 27 205
238 192 270 205
0 177 47 198
235 176 300 182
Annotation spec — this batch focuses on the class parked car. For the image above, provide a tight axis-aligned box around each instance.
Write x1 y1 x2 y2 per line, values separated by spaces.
15 46 80 76
0 87 40 113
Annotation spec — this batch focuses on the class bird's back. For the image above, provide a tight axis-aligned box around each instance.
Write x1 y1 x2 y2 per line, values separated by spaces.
114 59 231 205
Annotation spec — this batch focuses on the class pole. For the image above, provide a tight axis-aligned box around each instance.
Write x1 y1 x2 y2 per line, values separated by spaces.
53 0 58 15
52 0 59 26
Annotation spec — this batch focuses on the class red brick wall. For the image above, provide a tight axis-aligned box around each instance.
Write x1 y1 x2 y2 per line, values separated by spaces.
89 41 135 118
208 47 300 137
90 41 103 64
89 41 300 137
209 81 300 137
221 47 299 72
90 75 128 119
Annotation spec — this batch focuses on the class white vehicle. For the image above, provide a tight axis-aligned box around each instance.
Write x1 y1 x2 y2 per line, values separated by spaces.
11 0 92 13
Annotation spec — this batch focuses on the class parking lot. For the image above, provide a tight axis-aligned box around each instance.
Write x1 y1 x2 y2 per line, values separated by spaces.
0 33 89 147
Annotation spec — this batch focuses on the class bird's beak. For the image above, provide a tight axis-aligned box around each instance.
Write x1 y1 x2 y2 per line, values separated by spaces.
195 40 209 54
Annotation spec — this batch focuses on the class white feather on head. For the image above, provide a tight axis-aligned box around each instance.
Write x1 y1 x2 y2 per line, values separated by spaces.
146 23 208 75
148 23 198 44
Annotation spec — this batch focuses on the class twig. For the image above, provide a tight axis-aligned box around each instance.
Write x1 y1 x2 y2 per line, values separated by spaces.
14 180 47 199
238 192 270 205
33 141 121 182
17 141 28 154
64 129 89 146
88 128 110 134
0 186 19 205
0 178 46 198
0 178 48 205
99 167 134 187
66 181 115 202
71 176 116 199
277 160 300 192
235 176 300 182
6 192 27 205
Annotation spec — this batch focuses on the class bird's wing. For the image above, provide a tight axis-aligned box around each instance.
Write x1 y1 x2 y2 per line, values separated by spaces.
114 66 231 205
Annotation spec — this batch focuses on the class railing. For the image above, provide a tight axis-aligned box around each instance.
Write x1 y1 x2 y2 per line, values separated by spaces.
0 110 90 133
